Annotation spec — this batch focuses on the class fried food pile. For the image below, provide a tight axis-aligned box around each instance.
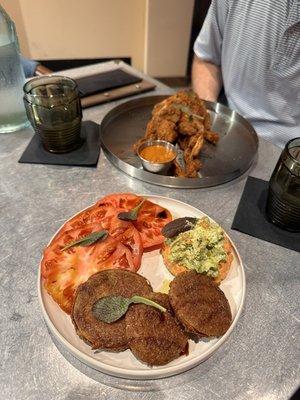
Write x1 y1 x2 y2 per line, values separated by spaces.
72 268 231 366
134 91 219 178
72 269 188 365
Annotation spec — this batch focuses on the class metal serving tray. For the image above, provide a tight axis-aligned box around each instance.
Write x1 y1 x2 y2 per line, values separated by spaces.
100 95 258 188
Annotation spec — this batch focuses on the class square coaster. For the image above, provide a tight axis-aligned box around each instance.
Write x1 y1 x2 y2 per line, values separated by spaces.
18 121 101 167
232 176 300 252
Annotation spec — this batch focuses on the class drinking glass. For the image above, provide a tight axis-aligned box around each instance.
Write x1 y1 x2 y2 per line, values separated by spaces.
266 137 300 232
0 5 29 133
23 75 82 153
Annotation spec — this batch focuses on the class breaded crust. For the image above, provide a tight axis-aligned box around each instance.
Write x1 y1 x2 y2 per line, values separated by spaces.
161 237 233 284
71 269 152 352
169 271 232 337
125 292 188 366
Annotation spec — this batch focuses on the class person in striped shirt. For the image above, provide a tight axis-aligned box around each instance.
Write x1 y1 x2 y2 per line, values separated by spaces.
192 0 299 148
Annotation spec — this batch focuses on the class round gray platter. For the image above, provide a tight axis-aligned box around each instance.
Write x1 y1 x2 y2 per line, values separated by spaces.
100 95 258 188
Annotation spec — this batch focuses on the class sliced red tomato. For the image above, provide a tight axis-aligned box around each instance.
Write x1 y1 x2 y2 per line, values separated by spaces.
62 204 117 231
63 194 172 249
41 193 172 314
58 204 133 243
133 200 172 249
97 193 172 248
116 225 143 270
96 193 142 210
41 223 141 314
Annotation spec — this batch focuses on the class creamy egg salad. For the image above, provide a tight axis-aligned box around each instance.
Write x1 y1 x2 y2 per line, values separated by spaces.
165 217 227 277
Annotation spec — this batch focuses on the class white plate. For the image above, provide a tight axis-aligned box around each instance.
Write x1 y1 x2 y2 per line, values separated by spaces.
38 195 246 380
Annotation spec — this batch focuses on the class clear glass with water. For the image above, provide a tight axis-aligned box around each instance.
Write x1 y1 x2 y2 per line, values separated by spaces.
0 6 28 133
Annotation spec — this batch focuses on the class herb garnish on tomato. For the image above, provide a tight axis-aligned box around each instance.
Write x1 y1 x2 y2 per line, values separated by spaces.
41 193 172 314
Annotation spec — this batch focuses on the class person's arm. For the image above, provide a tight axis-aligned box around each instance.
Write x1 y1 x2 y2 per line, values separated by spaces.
192 0 228 101
21 56 38 78
192 55 222 102
20 56 53 77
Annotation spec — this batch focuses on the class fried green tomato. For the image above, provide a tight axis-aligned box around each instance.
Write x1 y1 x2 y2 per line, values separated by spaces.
125 293 188 366
169 271 232 337
71 269 152 352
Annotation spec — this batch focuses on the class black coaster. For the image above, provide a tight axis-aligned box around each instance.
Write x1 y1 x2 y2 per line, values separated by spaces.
18 121 101 167
232 176 300 252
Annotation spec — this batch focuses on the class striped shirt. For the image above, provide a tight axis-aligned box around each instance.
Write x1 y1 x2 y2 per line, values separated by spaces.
194 0 300 148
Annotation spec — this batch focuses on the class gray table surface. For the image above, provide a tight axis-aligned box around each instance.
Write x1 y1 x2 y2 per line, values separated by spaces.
0 61 299 400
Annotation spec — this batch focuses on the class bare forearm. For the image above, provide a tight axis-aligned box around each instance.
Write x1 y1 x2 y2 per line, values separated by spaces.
192 56 222 102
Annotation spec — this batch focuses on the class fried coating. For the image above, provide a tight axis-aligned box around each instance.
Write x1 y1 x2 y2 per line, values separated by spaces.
169 271 232 337
205 130 219 144
134 91 219 177
185 158 202 178
156 119 178 142
153 91 207 118
178 115 205 137
125 292 188 366
71 269 152 352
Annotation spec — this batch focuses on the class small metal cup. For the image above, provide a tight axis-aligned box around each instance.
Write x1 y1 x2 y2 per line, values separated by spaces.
23 75 83 153
266 137 300 232
137 140 177 174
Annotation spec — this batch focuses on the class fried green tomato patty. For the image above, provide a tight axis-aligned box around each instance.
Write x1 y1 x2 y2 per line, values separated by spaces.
71 269 152 352
169 271 232 337
125 292 188 366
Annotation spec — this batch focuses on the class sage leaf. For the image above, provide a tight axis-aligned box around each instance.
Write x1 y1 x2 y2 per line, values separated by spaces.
162 217 198 238
62 230 108 251
92 294 166 323
92 295 132 324
172 103 204 121
118 199 145 221
130 295 167 312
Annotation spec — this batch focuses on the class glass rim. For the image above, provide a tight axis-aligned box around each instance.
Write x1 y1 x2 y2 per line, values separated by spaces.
23 95 79 110
286 137 300 165
23 75 78 98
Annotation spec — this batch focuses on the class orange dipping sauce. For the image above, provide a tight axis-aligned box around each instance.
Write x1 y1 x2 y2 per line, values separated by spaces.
139 145 176 163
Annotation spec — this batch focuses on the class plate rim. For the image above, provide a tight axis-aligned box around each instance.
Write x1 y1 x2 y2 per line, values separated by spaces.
38 194 246 380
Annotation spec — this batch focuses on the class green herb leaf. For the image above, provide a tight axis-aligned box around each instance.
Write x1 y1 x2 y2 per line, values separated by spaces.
130 295 167 312
62 230 108 251
92 295 132 323
92 294 166 323
118 199 145 221
162 217 198 238
172 103 204 121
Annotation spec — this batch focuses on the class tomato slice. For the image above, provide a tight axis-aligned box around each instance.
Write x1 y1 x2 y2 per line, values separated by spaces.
60 193 167 250
58 204 134 245
96 193 142 210
41 223 141 314
133 200 172 249
116 225 143 270
41 193 172 314
97 193 172 249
